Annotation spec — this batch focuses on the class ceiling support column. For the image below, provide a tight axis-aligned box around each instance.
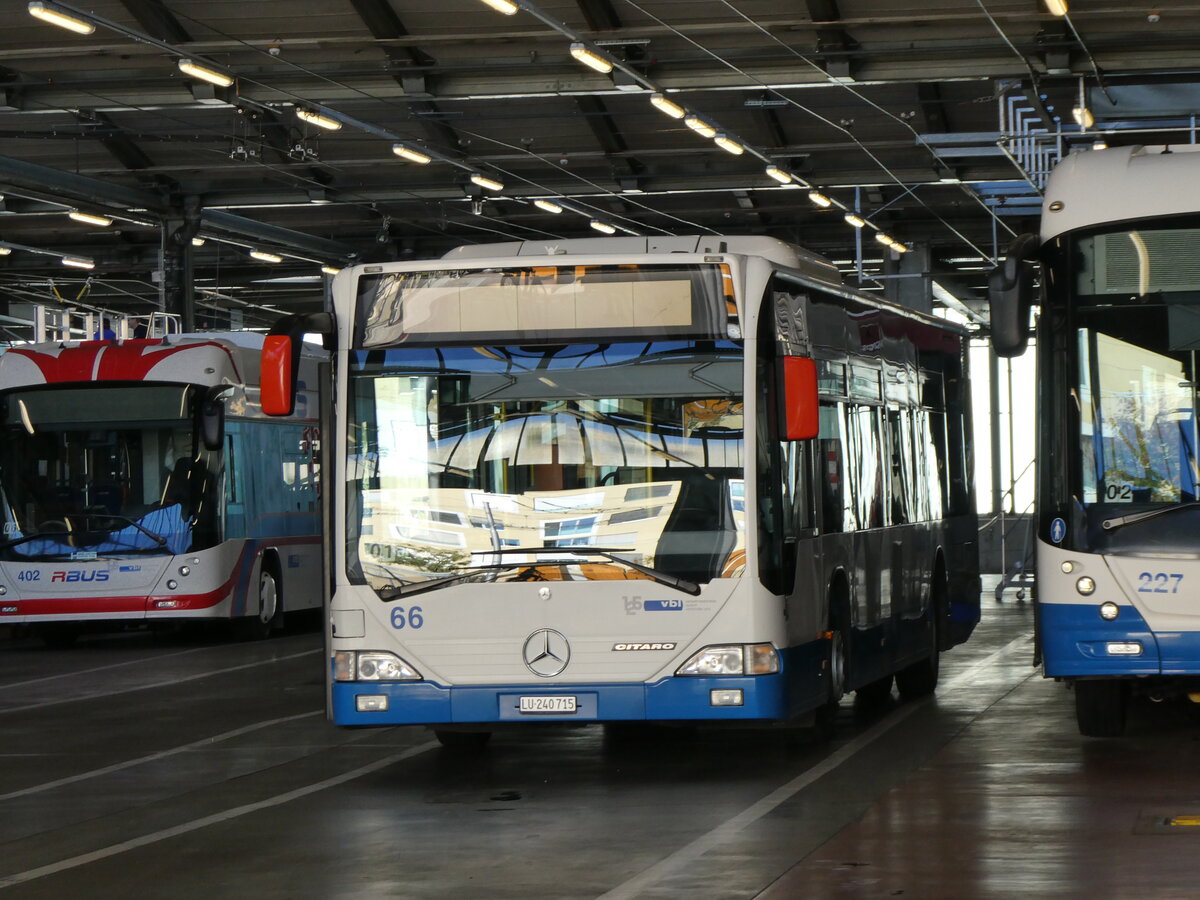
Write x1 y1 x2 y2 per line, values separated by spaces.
161 195 201 333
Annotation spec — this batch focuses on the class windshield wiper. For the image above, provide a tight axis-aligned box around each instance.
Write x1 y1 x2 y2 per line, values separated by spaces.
1102 500 1200 531
77 512 168 547
0 530 73 553
374 546 701 600
376 564 522 600
468 546 701 595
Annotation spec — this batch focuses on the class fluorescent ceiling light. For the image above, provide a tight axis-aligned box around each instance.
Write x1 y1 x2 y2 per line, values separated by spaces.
191 237 206 247
891 242 908 254
534 199 563 213
1044 0 1067 15
844 213 866 228
295 108 342 131
250 250 283 263
808 191 832 208
392 143 432 164
1072 106 1094 128
649 93 686 119
322 266 341 275
590 220 617 235
470 173 504 192
68 210 113 227
874 232 894 246
177 59 235 88
569 42 613 74
0 246 11 256
684 115 717 138
27 1 95 34
61 256 95 269
764 165 793 184
713 134 744 155
480 0 519 13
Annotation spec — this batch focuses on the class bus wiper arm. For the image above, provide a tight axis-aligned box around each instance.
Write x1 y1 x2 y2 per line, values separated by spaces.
376 564 521 600
1102 500 1200 531
78 512 168 547
476 546 701 595
0 530 71 552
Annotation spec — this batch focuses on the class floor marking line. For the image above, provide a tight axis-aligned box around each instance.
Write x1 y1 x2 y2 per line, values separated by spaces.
0 634 319 691
598 632 1034 900
0 648 321 715
0 740 440 890
0 710 324 802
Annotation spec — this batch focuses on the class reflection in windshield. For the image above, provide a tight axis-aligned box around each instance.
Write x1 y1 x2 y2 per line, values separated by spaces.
0 385 220 559
1078 329 1200 507
347 342 746 592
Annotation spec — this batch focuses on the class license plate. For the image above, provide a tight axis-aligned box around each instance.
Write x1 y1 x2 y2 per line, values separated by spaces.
518 695 577 714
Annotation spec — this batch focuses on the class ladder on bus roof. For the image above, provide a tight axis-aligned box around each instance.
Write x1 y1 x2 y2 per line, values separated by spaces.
33 306 182 342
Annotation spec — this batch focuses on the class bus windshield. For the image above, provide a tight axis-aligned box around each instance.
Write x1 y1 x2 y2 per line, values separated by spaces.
0 385 220 559
346 341 746 593
1071 223 1200 515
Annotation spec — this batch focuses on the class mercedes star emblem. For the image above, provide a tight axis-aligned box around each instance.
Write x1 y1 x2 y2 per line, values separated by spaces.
523 628 570 677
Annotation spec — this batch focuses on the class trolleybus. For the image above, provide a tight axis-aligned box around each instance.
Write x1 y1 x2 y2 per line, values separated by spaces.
991 145 1200 735
0 332 324 645
264 234 980 746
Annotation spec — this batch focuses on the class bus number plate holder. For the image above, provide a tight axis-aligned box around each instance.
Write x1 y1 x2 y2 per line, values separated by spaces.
518 696 577 714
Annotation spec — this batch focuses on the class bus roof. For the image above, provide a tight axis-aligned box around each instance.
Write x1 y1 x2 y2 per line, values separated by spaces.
442 234 843 283
1042 145 1200 243
0 331 324 391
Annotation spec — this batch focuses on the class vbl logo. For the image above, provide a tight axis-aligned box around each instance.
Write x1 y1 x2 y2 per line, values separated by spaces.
50 571 110 583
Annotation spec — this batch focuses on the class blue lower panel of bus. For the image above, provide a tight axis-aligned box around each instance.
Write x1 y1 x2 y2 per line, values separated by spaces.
1038 602 1184 676
331 643 824 727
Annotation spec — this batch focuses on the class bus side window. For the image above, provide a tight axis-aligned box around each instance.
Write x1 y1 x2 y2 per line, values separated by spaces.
819 404 848 533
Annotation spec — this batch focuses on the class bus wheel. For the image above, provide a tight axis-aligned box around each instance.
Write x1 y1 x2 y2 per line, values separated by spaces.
1075 680 1127 737
434 729 491 752
896 572 945 701
234 565 281 641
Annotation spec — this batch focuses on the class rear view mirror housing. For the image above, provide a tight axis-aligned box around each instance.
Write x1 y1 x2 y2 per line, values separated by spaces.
782 356 819 440
260 312 334 417
988 233 1039 358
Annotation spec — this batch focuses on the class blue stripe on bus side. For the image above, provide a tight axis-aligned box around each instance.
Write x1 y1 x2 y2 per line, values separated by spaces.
1039 602 1162 677
329 640 828 727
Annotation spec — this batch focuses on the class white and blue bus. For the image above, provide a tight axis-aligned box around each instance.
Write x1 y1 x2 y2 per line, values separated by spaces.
264 235 979 747
992 145 1200 735
0 332 325 645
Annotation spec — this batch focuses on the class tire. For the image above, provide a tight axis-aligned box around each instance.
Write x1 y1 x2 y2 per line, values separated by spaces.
233 563 281 641
434 729 491 752
1075 680 1127 737
896 569 945 701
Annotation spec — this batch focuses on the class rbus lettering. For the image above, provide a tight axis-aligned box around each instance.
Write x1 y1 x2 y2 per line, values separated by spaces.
50 571 110 583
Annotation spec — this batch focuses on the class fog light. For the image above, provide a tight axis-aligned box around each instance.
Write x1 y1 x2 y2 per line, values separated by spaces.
1076 576 1096 596
178 566 190 576
710 689 743 707
1106 642 1142 656
0 585 7 595
166 579 178 590
355 695 389 712
1099 601 1119 621
1061 561 1076 574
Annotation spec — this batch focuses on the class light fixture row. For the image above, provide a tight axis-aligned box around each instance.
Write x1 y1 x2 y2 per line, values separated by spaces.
528 196 623 236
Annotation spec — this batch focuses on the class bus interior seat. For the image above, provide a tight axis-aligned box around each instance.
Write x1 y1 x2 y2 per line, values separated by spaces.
653 473 737 584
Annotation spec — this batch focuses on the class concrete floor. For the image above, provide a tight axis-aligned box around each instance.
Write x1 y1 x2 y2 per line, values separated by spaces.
0 586 1196 899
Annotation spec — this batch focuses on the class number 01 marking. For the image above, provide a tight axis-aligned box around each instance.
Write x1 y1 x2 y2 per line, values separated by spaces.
390 606 425 629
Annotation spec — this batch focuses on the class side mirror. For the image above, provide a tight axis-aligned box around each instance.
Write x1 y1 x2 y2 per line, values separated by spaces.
199 385 227 451
261 312 334 417
782 356 820 440
988 233 1039 358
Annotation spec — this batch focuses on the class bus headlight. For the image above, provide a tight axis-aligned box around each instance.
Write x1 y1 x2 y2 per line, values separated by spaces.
1099 601 1119 621
676 643 779 676
333 650 422 682
1076 576 1096 596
